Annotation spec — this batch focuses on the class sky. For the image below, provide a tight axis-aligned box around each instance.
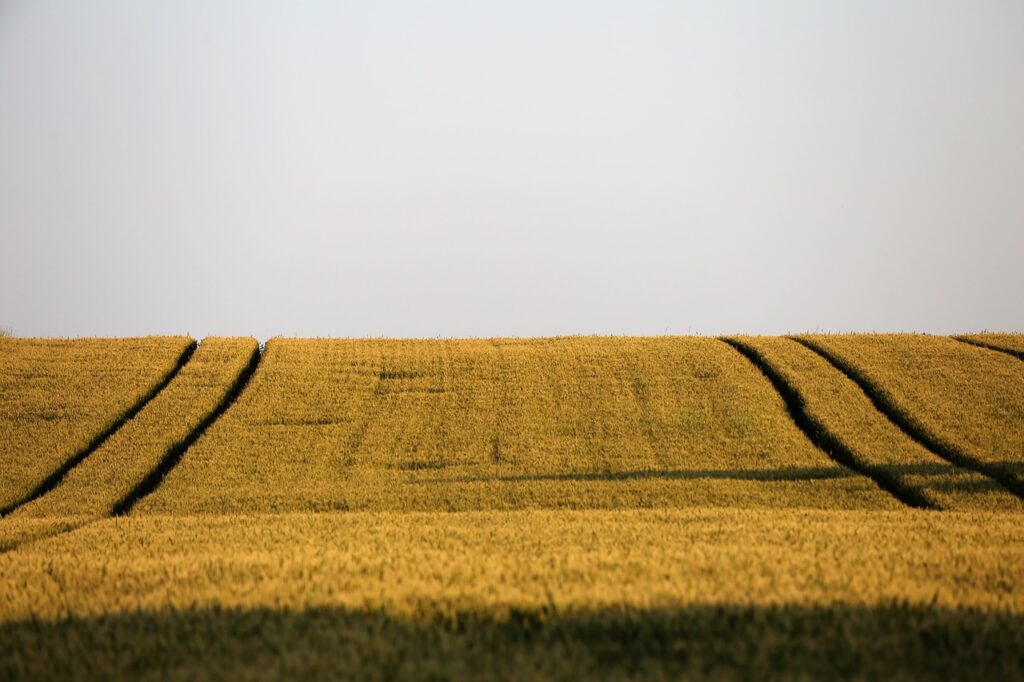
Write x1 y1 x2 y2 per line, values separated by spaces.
1 1 1022 340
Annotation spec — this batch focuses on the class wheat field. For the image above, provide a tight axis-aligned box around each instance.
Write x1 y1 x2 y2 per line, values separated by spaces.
11 338 258 518
729 335 1022 511
137 337 896 514
0 336 193 513
795 334 1024 498
1 333 1022 679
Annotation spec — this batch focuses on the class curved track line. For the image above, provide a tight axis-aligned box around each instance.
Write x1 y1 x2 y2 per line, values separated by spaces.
790 336 1024 502
720 338 935 510
953 336 1024 362
0 518 98 556
112 344 262 516
0 341 197 517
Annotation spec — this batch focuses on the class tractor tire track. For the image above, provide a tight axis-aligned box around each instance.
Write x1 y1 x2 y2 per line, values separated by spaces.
953 336 1024 362
790 336 1024 502
0 342 197 517
721 338 936 510
112 343 262 515
0 518 99 556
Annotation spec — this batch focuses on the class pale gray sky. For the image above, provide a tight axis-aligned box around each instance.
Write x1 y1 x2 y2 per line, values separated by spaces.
1 1 1021 339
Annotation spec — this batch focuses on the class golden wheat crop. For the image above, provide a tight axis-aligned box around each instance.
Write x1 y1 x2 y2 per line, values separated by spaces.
0 336 194 512
2 335 1024 679
10 508 1024 617
795 335 1024 488
10 338 258 519
732 336 1023 511
2 509 1024 679
0 516 87 552
134 337 899 514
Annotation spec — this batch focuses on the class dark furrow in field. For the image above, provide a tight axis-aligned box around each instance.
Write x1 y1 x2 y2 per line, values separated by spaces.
790 336 1024 502
111 344 262 516
0 342 197 517
720 338 936 510
953 336 1024 362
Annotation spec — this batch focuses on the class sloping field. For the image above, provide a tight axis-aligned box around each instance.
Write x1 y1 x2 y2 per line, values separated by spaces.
729 336 1023 511
958 333 1024 360
136 337 896 514
0 336 194 513
10 338 258 518
1 509 1023 680
795 334 1024 498
1 334 1023 679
